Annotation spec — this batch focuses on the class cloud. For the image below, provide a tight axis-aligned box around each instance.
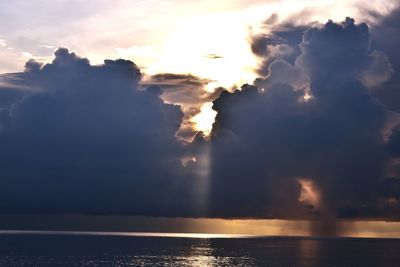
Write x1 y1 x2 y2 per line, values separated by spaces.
361 51 394 88
143 73 223 140
206 54 224 59
0 48 206 216
250 22 308 76
252 16 393 92
370 8 400 112
209 17 400 226
254 59 309 91
1 12 400 229
298 17 392 93
144 73 212 105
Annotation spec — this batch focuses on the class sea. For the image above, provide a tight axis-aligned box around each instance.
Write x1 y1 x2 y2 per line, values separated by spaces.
0 231 399 266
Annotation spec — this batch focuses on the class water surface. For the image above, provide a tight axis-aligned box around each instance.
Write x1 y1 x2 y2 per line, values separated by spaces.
0 231 399 266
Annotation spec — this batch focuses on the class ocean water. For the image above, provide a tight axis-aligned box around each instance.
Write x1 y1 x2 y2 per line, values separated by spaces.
0 232 399 266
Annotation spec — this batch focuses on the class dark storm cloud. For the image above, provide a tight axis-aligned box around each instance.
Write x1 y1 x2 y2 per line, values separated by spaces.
1 13 400 226
298 18 393 94
209 17 400 223
370 8 400 112
0 88 26 109
0 48 212 216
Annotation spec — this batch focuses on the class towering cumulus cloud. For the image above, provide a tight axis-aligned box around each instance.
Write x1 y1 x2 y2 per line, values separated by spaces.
0 48 192 215
210 17 399 229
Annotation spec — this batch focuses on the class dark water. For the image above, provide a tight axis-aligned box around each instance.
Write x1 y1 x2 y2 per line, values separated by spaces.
0 232 399 266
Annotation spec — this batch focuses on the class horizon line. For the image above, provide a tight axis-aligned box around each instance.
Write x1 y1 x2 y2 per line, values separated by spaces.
0 230 399 240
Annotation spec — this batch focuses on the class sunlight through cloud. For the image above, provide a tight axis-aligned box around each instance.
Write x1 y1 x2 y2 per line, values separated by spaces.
190 102 217 136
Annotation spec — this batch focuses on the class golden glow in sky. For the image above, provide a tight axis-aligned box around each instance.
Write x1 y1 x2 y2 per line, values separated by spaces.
12 214 400 239
0 0 396 134
190 103 217 136
146 11 259 90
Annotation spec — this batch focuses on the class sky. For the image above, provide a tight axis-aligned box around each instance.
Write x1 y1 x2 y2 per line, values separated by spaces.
0 0 397 137
1 0 400 237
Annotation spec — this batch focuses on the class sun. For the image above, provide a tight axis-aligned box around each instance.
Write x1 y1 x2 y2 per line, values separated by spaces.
146 11 258 90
